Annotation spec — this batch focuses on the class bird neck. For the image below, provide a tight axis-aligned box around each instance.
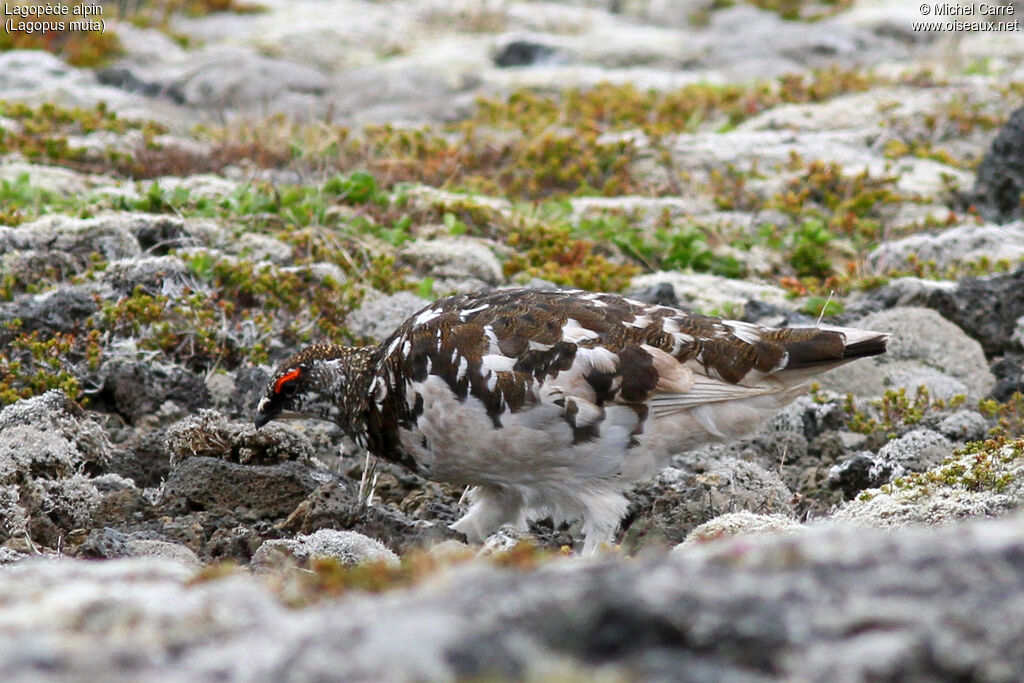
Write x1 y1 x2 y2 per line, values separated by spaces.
308 345 377 436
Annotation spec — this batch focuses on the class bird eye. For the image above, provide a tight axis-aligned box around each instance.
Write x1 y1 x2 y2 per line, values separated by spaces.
274 368 302 396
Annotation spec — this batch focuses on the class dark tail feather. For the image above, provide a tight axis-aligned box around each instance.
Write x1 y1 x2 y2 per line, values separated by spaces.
774 327 888 370
842 333 889 360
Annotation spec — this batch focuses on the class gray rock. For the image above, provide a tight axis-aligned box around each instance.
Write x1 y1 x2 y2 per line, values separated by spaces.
835 439 1024 528
346 290 432 343
991 353 1024 402
848 276 957 314
818 307 995 398
884 360 972 400
161 457 320 519
124 539 201 567
828 451 904 500
0 285 102 340
397 238 504 289
628 272 790 315
234 232 295 264
876 428 955 472
252 528 398 569
326 63 469 125
0 249 80 290
76 527 131 559
100 256 193 298
493 36 565 67
281 479 461 554
103 360 210 426
174 47 329 113
479 525 537 555
973 104 1024 223
0 50 142 113
684 6 898 79
0 214 140 262
0 50 92 92
867 223 1024 275
7 517 1024 680
0 390 111 478
924 268 1024 357
936 410 991 443
0 160 107 197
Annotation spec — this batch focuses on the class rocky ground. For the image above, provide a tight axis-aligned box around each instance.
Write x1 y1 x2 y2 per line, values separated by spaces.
2 0 1024 679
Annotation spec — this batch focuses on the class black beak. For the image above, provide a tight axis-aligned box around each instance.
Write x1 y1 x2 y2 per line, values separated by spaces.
253 396 275 429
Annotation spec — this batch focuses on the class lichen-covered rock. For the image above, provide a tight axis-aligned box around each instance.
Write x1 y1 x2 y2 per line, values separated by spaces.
100 255 192 297
828 451 904 500
622 457 794 552
280 480 460 553
818 306 995 398
252 528 398 570
628 272 790 315
876 428 954 472
164 410 314 466
866 223 1024 275
676 511 803 549
0 214 141 262
478 525 539 555
175 47 330 112
834 438 1024 528
0 391 112 544
0 285 102 340
936 410 991 442
8 515 1024 681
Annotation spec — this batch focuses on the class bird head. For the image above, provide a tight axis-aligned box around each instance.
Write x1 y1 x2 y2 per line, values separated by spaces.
253 344 374 431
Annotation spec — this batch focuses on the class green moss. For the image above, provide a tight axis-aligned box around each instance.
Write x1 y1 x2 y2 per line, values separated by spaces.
979 393 1024 439
0 101 166 173
872 436 1024 499
504 226 639 292
0 323 101 405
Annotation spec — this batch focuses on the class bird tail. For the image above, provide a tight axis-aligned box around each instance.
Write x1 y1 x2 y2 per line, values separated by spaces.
775 325 888 372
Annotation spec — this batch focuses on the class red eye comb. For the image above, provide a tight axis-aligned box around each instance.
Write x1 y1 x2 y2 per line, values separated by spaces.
274 368 301 394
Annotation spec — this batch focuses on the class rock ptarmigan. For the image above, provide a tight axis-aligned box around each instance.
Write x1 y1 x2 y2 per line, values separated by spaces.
254 288 887 555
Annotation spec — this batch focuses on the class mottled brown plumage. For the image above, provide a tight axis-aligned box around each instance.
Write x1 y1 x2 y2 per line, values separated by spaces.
255 288 888 555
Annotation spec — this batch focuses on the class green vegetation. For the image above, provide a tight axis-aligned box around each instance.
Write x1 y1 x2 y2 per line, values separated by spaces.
0 323 101 405
692 0 854 23
844 386 968 440
858 436 1024 502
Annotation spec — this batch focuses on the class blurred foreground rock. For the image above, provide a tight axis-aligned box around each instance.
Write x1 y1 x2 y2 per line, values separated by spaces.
2 515 1024 681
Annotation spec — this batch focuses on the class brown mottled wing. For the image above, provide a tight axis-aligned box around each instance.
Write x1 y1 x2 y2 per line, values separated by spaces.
376 288 886 423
